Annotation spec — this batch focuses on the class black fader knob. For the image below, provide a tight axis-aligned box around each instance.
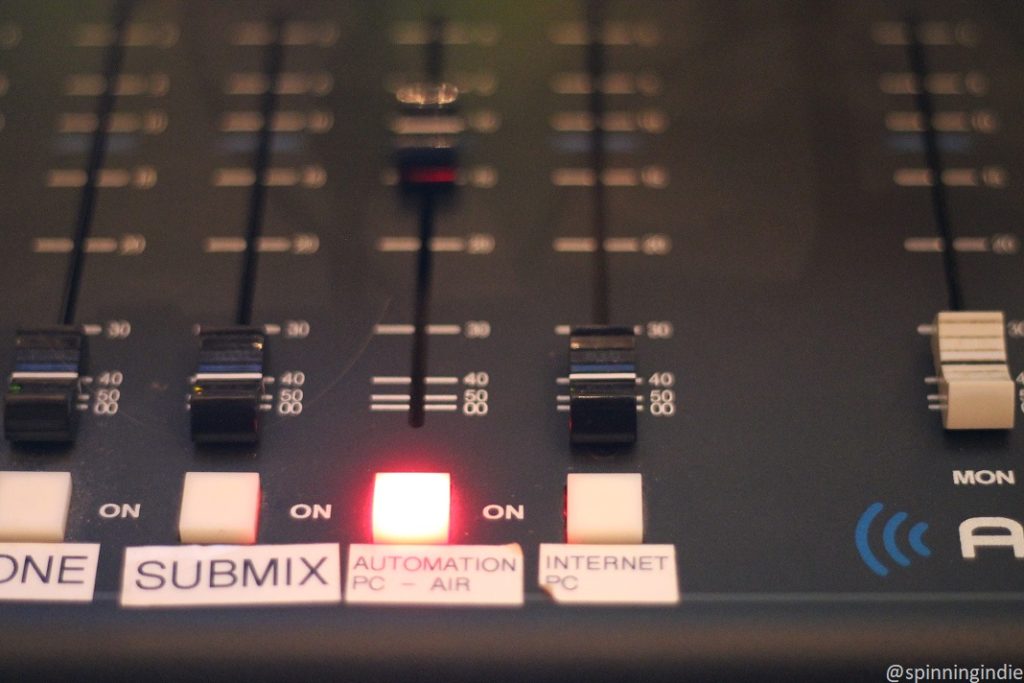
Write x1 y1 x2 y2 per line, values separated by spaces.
190 327 267 444
393 82 461 193
568 326 638 446
4 327 87 443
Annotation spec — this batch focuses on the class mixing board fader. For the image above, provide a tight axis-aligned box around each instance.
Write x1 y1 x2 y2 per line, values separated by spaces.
0 1 1023 680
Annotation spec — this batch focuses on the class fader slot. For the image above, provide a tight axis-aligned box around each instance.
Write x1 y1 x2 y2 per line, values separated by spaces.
906 14 964 312
394 18 462 428
189 17 285 445
3 1 134 444
901 18 1017 430
562 2 642 447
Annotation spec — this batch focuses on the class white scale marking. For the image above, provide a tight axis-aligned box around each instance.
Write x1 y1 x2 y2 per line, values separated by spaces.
58 111 168 134
878 71 987 97
202 234 319 254
552 237 643 253
554 237 596 252
872 21 978 47
372 376 411 385
903 237 944 253
74 22 180 48
893 167 1005 188
550 71 661 96
884 110 995 134
549 110 667 134
551 166 668 188
258 237 291 253
32 235 146 255
390 115 466 135
548 21 660 47
86 237 117 252
391 21 499 46
376 237 422 252
368 403 460 413
376 236 472 253
606 238 640 252
204 237 245 252
212 166 326 188
220 110 333 133
905 237 1002 254
953 237 989 252
65 73 170 97
229 21 338 47
373 324 462 336
371 394 410 402
374 324 415 335
431 237 467 252
225 72 334 96
371 376 459 385
47 167 157 189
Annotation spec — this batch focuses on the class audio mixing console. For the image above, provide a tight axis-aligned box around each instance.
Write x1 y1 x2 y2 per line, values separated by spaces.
0 1 1023 680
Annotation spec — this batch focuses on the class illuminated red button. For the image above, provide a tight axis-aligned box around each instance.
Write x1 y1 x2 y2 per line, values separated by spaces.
372 473 451 544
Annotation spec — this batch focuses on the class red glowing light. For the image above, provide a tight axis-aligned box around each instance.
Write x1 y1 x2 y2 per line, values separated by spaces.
372 472 451 544
401 167 457 185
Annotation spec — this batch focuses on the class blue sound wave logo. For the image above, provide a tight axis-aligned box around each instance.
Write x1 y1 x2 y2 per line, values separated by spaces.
855 502 931 576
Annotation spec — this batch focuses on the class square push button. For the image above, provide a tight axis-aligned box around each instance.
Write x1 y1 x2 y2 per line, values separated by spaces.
0 471 73 542
372 472 450 544
179 472 260 544
566 473 643 544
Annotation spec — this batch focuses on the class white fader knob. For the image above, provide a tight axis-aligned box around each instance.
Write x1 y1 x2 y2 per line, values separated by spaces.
931 311 1016 430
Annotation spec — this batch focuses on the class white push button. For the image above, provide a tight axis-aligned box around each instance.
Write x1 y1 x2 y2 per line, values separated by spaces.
566 473 643 544
178 472 260 544
0 471 73 542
